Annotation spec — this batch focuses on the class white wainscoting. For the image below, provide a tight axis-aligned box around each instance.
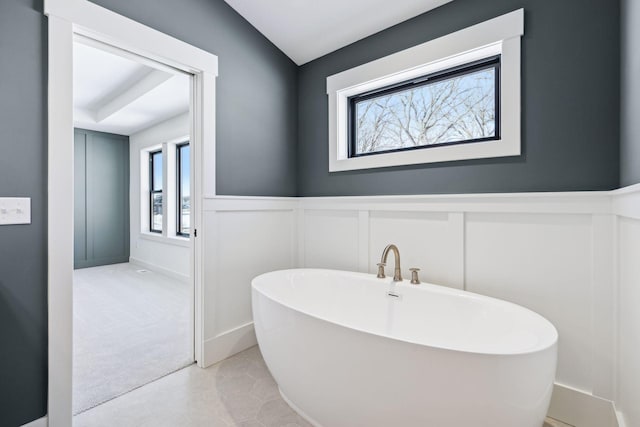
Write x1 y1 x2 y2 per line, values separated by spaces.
201 197 298 366
200 185 640 427
613 185 640 427
466 212 595 391
299 193 615 402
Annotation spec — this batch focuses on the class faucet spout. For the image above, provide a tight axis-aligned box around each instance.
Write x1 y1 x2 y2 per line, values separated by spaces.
380 244 402 282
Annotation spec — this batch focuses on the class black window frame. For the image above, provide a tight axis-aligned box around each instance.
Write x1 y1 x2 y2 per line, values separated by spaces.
348 55 501 158
149 149 163 234
176 142 190 237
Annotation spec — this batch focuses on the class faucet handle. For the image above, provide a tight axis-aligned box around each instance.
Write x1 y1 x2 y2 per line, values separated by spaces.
409 268 421 285
376 263 386 279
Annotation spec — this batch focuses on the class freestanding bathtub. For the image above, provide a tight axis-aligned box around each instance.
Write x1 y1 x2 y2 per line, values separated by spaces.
252 269 558 427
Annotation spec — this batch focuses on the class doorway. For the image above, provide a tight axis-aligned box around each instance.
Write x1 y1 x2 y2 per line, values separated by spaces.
71 39 194 414
46 1 217 424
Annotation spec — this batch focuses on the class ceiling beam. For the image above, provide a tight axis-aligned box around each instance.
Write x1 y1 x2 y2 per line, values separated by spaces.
94 69 172 122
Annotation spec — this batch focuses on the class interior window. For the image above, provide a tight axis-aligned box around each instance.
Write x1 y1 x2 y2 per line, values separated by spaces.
149 150 163 233
177 143 190 236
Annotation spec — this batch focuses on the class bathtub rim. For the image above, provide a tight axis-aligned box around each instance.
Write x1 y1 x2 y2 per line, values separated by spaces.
251 268 559 357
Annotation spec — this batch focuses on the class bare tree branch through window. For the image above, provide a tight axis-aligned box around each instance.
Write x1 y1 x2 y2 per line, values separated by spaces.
351 61 498 156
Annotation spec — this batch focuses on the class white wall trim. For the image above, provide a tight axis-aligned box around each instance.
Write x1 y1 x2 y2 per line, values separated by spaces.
203 196 300 211
138 232 190 247
616 409 628 427
129 257 190 283
45 1 217 425
202 322 257 367
610 181 640 195
47 15 74 427
612 182 640 220
549 384 619 427
44 0 217 75
591 214 616 398
21 416 48 427
613 185 640 427
300 190 612 214
195 191 614 213
357 210 370 272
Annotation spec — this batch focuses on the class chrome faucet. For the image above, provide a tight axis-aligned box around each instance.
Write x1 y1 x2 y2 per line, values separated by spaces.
377 244 402 282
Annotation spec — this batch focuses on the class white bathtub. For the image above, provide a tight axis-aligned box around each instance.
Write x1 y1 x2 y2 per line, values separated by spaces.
252 269 558 427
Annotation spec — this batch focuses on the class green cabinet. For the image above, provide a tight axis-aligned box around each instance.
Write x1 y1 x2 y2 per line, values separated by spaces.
74 129 130 269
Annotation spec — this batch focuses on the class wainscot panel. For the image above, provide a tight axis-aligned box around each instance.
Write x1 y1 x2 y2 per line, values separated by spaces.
202 197 298 366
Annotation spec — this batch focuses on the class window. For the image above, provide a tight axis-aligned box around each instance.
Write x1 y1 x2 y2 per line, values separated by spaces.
327 9 523 172
176 142 190 236
349 56 500 157
149 150 163 233
142 139 191 240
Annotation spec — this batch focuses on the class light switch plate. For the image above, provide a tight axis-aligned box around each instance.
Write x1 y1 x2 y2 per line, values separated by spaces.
0 197 31 225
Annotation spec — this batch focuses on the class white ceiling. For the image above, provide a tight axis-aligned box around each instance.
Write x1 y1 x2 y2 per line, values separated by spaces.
223 0 453 65
73 42 190 136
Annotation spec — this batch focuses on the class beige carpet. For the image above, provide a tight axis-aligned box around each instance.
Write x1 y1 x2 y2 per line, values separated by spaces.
73 263 192 414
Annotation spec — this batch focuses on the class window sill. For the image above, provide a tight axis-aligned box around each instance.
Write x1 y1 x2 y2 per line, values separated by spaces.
139 232 190 247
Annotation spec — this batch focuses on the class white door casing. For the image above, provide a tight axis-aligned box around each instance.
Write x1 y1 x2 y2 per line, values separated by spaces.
45 0 218 425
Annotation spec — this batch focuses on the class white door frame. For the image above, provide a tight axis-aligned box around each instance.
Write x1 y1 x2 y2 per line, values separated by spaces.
45 1 217 425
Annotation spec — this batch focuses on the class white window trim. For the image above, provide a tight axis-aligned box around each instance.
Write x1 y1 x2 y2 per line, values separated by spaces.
140 231 190 247
171 136 190 237
140 136 190 239
142 144 162 234
327 9 524 172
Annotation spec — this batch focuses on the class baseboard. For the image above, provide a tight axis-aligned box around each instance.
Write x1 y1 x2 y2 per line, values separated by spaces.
129 257 189 283
548 384 619 427
612 182 640 220
75 256 129 269
202 322 257 367
21 416 47 427
616 413 627 427
615 407 628 427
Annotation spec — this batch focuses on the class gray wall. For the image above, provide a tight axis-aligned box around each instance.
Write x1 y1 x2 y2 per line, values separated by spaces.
89 0 299 197
298 0 621 196
0 0 297 425
74 129 130 269
621 0 640 186
0 0 48 426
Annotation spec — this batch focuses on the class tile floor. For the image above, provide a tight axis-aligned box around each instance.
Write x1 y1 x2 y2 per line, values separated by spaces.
75 345 573 427
74 346 310 427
